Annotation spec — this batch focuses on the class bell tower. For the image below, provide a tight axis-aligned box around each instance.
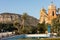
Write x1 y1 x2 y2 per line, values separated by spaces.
48 2 57 24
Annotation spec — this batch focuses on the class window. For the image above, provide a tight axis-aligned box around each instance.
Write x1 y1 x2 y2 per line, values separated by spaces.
52 11 54 16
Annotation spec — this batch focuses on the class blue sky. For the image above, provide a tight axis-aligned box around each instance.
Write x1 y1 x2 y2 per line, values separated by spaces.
0 0 60 19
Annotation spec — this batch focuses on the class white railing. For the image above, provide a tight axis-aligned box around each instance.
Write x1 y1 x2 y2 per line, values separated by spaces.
23 33 50 38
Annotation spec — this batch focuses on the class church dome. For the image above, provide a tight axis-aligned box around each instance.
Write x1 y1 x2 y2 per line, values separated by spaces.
48 3 56 9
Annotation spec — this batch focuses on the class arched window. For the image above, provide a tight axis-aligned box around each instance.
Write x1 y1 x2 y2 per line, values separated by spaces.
52 11 54 16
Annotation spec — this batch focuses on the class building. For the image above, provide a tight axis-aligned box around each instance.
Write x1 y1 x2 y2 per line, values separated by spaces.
39 3 59 24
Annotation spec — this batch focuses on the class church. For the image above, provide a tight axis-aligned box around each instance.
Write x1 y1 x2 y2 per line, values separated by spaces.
39 3 60 24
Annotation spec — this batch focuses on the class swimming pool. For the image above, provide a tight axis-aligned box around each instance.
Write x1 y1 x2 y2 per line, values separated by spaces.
1 34 50 40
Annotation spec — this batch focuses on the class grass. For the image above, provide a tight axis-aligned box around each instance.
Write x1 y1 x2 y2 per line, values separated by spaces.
18 37 60 40
40 38 60 40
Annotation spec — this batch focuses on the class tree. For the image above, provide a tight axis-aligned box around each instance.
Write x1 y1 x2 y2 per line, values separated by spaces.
37 22 48 34
13 19 21 34
13 13 28 34
0 23 3 32
21 13 28 30
57 8 60 14
51 16 60 33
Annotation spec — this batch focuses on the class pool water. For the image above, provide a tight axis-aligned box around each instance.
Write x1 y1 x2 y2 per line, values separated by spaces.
1 34 43 40
1 36 40 40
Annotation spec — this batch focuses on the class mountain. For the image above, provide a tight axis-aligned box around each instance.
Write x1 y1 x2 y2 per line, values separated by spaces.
0 13 39 27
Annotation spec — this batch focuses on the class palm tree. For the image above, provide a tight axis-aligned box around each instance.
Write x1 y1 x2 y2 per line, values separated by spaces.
21 13 28 30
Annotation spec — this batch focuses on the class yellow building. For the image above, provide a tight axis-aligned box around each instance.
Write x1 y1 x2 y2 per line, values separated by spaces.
39 3 57 24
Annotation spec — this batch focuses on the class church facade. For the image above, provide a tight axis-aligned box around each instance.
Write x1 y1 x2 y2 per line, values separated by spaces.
39 3 58 24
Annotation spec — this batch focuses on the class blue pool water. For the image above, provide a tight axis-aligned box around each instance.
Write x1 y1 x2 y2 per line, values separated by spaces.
1 35 38 40
1 35 25 40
